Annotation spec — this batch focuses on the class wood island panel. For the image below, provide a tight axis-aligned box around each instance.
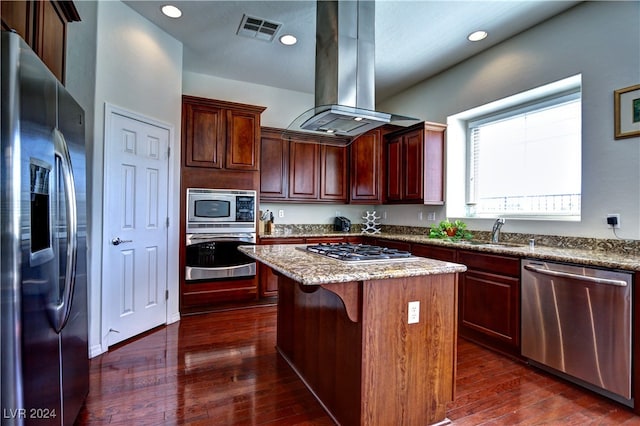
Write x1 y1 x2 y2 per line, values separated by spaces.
276 272 458 426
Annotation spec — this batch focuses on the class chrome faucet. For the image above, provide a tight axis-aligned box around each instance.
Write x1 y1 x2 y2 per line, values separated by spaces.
491 218 506 243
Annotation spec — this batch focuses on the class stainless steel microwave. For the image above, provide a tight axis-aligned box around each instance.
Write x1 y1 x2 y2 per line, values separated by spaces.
186 188 256 233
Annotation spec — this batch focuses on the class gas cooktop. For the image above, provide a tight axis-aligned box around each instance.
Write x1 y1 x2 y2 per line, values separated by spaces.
301 243 416 262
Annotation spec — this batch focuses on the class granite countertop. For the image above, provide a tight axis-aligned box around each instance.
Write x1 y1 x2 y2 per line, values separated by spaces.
375 234 640 272
258 231 640 272
238 244 467 285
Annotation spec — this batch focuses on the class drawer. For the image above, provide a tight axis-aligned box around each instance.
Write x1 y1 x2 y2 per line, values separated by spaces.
458 250 520 277
411 244 457 262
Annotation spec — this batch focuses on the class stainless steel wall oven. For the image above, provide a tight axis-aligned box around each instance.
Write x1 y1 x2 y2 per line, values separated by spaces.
185 233 256 281
185 188 257 282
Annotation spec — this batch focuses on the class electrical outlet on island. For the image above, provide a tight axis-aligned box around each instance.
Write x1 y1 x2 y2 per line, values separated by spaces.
408 301 420 324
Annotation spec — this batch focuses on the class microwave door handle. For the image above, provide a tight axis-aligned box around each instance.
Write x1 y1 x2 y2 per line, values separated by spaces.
48 128 78 333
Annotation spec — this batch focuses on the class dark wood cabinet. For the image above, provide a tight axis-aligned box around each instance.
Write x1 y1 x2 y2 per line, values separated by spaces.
179 97 265 312
258 237 306 297
372 238 412 252
320 145 348 201
288 142 348 202
226 109 262 171
385 134 403 201
260 129 348 203
259 128 289 200
350 128 385 203
457 250 520 357
182 96 265 171
403 129 424 201
305 236 347 244
183 101 225 168
411 242 520 357
411 244 457 262
1 0 80 83
385 122 446 204
288 141 320 199
258 236 347 297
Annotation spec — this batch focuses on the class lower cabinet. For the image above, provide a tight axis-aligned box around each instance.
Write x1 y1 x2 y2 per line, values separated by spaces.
258 237 305 297
411 243 520 357
457 250 521 357
259 237 522 358
258 236 354 297
372 238 412 252
181 277 260 314
411 244 457 262
258 235 360 296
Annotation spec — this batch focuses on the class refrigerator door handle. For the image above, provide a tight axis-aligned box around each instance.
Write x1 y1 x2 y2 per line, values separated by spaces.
49 128 78 333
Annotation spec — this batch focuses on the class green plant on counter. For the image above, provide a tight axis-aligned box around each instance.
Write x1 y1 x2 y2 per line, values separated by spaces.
429 219 473 241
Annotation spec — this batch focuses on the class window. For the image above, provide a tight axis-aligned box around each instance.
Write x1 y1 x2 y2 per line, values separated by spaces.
466 82 581 219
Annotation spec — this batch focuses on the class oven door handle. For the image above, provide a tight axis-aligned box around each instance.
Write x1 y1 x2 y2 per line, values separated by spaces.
188 236 254 241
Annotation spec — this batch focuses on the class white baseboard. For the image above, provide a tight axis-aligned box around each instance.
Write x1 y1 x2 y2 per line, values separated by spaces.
167 312 181 324
89 343 107 359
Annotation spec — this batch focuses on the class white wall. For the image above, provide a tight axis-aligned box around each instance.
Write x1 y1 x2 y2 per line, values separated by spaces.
183 71 313 129
379 1 640 239
87 0 183 356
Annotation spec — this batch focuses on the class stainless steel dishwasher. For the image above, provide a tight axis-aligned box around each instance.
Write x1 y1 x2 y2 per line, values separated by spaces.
521 259 633 406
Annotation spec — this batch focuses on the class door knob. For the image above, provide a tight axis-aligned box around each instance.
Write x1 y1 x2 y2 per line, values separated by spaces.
111 237 133 246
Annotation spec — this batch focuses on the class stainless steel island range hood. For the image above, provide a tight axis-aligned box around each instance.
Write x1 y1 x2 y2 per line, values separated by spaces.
284 0 418 145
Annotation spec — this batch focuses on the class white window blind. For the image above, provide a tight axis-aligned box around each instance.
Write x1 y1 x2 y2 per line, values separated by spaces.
467 92 581 218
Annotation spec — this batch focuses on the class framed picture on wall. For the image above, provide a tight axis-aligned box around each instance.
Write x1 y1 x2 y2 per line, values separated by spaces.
614 84 640 139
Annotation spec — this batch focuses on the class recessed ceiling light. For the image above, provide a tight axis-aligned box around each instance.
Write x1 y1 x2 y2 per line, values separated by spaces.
279 34 297 46
161 5 182 19
468 30 488 42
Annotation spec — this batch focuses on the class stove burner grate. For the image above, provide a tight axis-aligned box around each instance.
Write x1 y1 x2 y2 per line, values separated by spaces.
304 243 413 262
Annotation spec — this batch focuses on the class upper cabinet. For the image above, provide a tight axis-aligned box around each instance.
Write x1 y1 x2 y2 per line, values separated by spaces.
182 96 266 171
288 141 320 200
1 0 80 84
349 127 396 204
259 123 444 205
260 129 349 203
260 127 289 200
287 140 348 202
385 122 446 205
319 144 348 201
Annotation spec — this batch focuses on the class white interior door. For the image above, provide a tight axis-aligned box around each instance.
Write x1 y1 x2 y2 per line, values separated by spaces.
103 110 169 346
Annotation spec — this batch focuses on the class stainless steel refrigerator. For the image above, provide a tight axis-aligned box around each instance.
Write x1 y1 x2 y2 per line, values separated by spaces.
1 31 89 425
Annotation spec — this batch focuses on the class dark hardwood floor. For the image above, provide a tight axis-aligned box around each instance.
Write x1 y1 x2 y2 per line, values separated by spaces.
77 305 640 425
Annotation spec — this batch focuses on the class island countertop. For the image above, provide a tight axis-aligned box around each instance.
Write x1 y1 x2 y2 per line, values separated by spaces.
238 244 467 285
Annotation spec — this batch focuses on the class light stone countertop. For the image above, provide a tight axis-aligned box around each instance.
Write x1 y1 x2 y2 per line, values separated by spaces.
257 232 640 272
238 244 468 285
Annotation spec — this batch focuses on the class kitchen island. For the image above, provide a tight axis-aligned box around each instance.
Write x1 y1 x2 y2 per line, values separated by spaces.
238 244 467 426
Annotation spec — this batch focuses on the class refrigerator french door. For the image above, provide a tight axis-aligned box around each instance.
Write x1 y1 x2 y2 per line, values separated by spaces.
1 31 89 425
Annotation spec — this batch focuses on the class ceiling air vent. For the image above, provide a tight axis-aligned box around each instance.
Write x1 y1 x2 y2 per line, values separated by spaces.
237 14 282 42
